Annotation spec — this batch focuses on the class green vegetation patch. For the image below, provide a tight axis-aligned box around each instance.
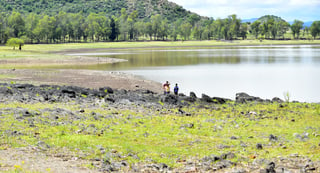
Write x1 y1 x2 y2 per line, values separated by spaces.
0 101 319 168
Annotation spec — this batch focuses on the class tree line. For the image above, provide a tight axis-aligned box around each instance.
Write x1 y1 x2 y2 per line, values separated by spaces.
1 10 320 44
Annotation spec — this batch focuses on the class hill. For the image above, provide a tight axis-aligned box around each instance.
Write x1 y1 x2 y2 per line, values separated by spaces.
257 15 287 23
0 0 199 21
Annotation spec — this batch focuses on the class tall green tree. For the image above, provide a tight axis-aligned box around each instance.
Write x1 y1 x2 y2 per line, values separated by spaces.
251 20 261 39
310 21 320 39
278 21 290 39
239 23 248 40
179 22 192 40
8 11 25 37
188 14 201 27
145 22 153 40
228 14 240 40
109 17 119 41
291 20 304 39
151 14 162 40
25 13 39 43
119 8 128 41
127 10 138 40
159 18 169 40
56 11 68 42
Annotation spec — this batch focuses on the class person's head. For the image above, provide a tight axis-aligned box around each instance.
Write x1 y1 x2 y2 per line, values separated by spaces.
176 83 178 86
166 81 169 84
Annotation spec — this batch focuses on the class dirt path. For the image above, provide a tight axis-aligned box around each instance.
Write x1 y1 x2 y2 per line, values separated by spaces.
0 147 99 173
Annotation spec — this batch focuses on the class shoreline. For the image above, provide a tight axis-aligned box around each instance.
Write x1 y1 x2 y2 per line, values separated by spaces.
0 41 319 102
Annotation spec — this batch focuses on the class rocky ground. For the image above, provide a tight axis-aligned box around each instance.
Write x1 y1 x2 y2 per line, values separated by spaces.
0 83 319 172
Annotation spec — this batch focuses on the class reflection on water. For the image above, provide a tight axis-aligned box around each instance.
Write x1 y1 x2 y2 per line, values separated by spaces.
72 45 320 102
70 45 320 70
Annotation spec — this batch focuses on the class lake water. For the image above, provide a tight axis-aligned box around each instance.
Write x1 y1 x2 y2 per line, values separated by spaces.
69 45 320 102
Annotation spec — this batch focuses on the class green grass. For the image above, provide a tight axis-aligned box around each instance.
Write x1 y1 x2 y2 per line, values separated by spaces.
1 101 319 169
2 39 320 54
0 74 16 79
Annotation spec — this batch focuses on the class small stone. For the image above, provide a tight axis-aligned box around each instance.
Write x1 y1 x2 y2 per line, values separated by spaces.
269 134 278 142
256 143 263 150
230 136 238 140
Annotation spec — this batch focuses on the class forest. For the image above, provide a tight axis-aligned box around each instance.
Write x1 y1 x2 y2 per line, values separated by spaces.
1 0 320 44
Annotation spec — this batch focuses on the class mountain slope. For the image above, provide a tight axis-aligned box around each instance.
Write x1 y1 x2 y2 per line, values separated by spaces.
0 0 198 21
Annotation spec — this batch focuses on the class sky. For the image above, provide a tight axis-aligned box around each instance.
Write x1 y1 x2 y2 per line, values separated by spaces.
169 0 320 21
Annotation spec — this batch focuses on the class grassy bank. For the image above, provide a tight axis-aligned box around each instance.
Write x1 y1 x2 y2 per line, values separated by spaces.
1 100 319 171
1 39 320 54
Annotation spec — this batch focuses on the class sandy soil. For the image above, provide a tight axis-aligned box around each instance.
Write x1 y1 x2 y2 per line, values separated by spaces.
0 69 162 93
0 56 126 65
0 147 99 173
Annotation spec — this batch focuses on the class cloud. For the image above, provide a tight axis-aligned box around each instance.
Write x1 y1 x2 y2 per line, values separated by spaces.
169 0 320 21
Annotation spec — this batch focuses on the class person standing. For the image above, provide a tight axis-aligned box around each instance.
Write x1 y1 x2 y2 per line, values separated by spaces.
163 81 170 94
174 83 179 95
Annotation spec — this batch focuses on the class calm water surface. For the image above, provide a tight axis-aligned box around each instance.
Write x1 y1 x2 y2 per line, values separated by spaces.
69 45 320 102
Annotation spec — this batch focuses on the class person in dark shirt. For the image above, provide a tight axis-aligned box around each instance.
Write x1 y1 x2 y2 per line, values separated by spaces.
174 83 179 95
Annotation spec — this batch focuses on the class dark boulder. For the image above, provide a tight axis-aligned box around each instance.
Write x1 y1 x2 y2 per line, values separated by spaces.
212 97 232 104
99 87 114 94
180 96 196 103
272 97 284 103
201 94 213 103
190 92 197 98
236 92 265 103
160 94 178 104
61 89 76 98
15 84 34 89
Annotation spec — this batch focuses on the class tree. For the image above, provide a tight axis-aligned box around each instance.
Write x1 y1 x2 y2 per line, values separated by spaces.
56 11 69 43
291 20 304 39
109 17 118 41
251 20 261 39
6 37 24 50
25 13 39 43
239 23 248 40
169 20 180 41
278 21 290 39
159 18 169 40
188 14 201 27
151 14 162 40
8 11 25 38
145 22 153 40
119 8 128 41
310 21 320 39
179 22 192 40
227 14 240 40
127 11 138 40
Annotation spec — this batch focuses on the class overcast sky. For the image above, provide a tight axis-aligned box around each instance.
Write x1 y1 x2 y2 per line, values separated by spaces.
169 0 320 21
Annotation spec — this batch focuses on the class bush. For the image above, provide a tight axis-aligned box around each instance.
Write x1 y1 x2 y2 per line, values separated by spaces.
6 38 24 50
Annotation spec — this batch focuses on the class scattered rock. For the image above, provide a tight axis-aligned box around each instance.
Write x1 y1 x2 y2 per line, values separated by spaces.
221 152 236 160
190 92 197 98
236 92 265 103
256 143 263 150
272 97 284 103
269 134 278 142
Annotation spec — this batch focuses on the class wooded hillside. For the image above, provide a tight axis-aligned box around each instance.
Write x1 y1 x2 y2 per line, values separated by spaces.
0 0 197 22
0 1 319 44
